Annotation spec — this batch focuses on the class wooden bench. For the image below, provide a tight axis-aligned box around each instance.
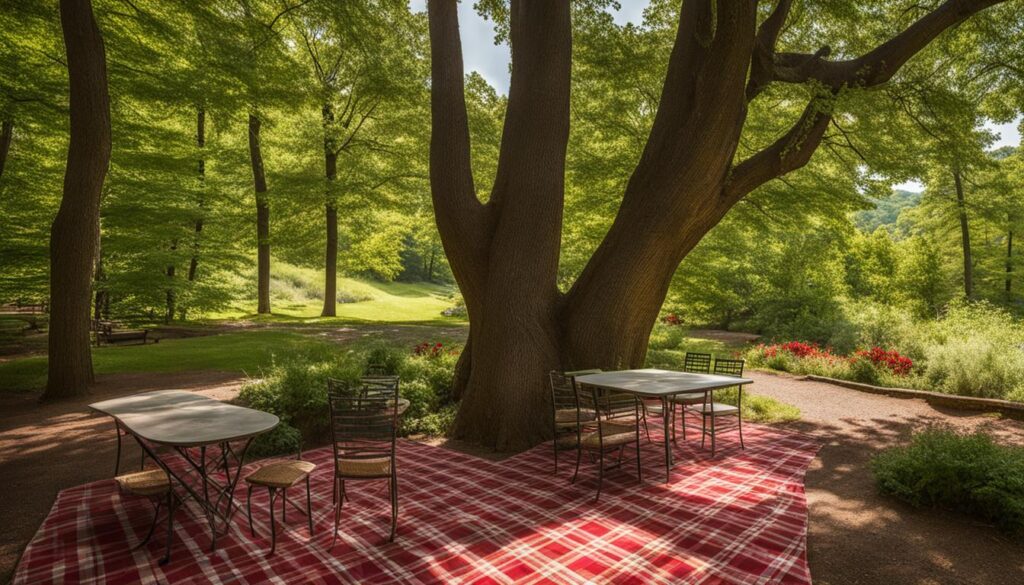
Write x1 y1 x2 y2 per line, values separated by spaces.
93 320 157 346
1 303 47 332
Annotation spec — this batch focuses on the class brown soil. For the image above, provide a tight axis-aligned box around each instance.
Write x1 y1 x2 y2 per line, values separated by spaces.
749 370 1024 585
2 368 1023 584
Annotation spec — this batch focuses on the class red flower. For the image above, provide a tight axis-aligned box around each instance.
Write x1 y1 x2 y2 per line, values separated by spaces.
854 346 913 376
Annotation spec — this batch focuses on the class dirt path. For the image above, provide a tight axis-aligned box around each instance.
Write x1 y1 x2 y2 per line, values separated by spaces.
2 368 1023 584
748 370 1024 585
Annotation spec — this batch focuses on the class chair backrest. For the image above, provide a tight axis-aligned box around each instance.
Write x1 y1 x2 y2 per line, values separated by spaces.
713 358 745 377
576 383 639 423
327 377 355 397
549 371 580 414
360 375 400 399
328 392 398 469
683 352 712 373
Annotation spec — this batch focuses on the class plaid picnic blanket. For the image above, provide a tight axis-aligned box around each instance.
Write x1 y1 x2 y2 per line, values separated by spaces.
13 418 819 584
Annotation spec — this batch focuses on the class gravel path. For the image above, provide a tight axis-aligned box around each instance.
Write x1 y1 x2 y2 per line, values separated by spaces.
1 368 1023 584
748 370 1024 585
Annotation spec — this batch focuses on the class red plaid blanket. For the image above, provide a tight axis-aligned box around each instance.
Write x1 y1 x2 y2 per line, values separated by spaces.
13 419 818 584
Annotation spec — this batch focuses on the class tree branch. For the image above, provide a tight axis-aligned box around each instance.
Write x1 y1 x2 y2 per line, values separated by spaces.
724 96 834 201
746 0 793 100
771 0 1007 89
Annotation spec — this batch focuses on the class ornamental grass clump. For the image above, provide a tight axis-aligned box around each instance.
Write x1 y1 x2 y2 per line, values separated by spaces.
871 427 1024 537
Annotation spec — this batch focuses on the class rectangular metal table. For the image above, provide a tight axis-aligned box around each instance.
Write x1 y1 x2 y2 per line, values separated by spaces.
575 369 753 482
90 390 279 556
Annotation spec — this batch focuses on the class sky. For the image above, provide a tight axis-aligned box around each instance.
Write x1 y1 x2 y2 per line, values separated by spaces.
408 0 1021 192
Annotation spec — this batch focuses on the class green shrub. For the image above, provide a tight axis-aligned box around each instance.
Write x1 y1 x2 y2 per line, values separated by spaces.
238 351 364 444
648 322 685 350
871 427 1024 536
237 342 463 446
248 422 302 459
365 344 406 375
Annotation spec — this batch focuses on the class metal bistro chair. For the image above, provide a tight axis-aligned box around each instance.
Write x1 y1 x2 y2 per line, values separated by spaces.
548 370 600 474
572 382 643 502
670 351 713 444
328 387 400 546
692 358 746 456
115 468 177 565
243 441 316 556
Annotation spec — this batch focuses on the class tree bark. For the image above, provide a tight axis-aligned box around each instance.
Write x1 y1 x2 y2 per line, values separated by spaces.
953 168 973 298
248 113 271 314
188 107 205 283
44 0 111 401
1006 227 1013 296
322 103 338 317
0 119 12 182
427 0 1006 450
165 240 176 323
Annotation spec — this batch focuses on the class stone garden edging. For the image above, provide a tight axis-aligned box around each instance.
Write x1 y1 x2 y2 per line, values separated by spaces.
802 374 1024 420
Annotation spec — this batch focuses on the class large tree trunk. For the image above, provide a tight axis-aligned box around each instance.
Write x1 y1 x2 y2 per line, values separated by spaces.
188 107 205 283
0 118 12 181
44 0 111 401
322 103 338 317
427 0 1006 451
953 168 973 298
248 113 271 314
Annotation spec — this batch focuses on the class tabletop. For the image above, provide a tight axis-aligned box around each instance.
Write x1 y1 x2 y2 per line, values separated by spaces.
90 390 279 447
574 368 753 397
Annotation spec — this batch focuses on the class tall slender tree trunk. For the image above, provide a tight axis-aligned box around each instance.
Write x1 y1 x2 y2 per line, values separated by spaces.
248 113 270 314
188 107 205 283
0 118 12 181
1007 225 1013 296
322 103 338 317
44 0 111 401
953 168 972 299
165 240 176 323
93 254 108 321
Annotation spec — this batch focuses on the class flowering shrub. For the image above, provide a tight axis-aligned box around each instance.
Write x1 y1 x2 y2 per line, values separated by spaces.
413 341 446 357
756 341 840 362
855 346 913 376
662 313 682 326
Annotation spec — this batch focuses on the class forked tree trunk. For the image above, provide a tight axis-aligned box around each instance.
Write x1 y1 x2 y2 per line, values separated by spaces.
188 107 205 283
248 113 271 314
44 0 111 401
322 103 339 317
0 118 12 181
953 168 973 298
427 0 1007 450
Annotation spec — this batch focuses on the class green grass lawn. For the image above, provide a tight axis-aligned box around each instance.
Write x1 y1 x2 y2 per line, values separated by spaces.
0 330 331 393
209 266 463 325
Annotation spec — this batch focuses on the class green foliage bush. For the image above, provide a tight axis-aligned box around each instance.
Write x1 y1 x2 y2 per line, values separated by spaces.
648 322 685 350
871 427 1024 536
248 422 303 460
237 341 463 455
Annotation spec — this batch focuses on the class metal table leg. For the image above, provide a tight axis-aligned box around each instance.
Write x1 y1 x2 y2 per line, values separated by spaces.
663 396 672 483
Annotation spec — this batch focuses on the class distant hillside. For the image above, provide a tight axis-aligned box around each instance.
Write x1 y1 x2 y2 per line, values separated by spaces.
855 189 922 233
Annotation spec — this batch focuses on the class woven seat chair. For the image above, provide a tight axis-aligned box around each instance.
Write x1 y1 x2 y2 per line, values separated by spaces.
548 370 601 474
328 386 400 546
692 358 746 456
115 468 176 565
244 443 316 556
571 383 643 502
669 351 713 443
